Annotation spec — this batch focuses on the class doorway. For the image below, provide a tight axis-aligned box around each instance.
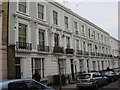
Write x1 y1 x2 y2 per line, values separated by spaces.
15 57 21 79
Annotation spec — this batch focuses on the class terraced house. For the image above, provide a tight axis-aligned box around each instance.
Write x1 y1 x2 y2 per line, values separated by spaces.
6 0 119 84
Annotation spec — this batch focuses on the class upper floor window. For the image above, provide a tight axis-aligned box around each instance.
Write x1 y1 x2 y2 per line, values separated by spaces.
74 22 78 31
83 41 86 51
93 31 95 39
81 25 85 34
104 37 106 43
66 37 70 48
54 33 59 46
98 33 99 41
19 1 27 13
101 35 103 42
76 39 79 50
39 29 45 46
64 16 68 29
38 4 44 19
88 29 90 38
53 11 58 25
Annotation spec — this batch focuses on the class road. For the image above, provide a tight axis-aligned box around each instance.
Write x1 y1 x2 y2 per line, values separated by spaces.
61 79 120 90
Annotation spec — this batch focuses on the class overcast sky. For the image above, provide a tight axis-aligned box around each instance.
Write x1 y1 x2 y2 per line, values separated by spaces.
55 0 118 39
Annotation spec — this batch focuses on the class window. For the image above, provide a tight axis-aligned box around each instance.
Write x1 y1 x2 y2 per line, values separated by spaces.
19 1 27 13
81 25 84 34
83 41 86 51
8 82 28 89
38 4 44 19
76 39 79 50
104 37 106 43
18 23 27 48
101 35 103 42
79 59 84 72
32 58 44 78
58 59 66 75
101 61 104 70
25 80 45 89
74 22 78 32
66 36 70 48
98 33 99 41
53 11 58 25
88 29 90 38
64 16 68 29
54 33 59 46
39 29 45 49
92 61 96 71
93 31 95 39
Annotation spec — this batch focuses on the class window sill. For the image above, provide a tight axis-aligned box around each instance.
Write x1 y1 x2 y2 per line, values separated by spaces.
36 18 46 22
16 11 30 17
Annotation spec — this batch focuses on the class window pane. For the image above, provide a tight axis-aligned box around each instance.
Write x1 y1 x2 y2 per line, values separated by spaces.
19 2 26 13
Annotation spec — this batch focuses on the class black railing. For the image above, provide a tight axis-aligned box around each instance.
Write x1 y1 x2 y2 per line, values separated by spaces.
91 52 95 56
16 42 32 50
37 45 49 52
76 50 82 55
83 51 89 56
65 48 74 54
53 46 64 53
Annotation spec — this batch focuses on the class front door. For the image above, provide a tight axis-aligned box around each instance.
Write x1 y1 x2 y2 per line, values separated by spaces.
70 59 74 80
15 57 21 79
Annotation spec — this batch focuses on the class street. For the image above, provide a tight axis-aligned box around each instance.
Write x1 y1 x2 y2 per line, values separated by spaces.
60 79 120 90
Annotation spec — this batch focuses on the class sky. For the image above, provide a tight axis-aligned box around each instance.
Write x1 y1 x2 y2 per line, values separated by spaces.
55 0 118 39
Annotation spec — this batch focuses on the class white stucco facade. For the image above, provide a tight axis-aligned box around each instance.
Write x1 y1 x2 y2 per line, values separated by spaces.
8 1 119 83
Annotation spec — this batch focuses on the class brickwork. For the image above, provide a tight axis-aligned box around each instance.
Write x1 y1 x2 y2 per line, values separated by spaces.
0 1 8 81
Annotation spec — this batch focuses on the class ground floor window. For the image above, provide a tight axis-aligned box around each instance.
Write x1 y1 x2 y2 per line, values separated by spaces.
58 59 66 75
92 61 96 71
32 58 44 78
79 59 84 72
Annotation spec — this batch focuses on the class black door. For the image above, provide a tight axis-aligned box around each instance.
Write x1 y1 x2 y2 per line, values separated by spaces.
15 57 21 79
70 59 74 80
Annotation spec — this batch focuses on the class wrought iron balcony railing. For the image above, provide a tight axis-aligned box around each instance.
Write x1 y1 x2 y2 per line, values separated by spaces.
16 42 32 50
37 45 49 52
76 50 82 55
90 52 95 56
65 48 74 54
53 46 64 53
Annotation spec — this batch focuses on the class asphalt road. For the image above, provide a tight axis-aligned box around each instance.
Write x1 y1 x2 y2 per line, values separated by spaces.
61 79 120 90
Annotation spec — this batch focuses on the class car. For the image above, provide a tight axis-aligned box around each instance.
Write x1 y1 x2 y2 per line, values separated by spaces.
76 72 108 89
100 70 117 83
0 79 55 90
113 68 120 78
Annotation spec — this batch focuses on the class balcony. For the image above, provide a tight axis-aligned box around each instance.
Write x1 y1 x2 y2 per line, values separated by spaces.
65 48 74 54
90 52 95 56
83 51 89 56
16 42 32 50
37 45 49 52
76 50 82 55
53 46 64 53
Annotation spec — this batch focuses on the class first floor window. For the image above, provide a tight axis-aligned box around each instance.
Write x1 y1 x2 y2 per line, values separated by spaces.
54 33 59 46
66 36 70 48
18 23 27 48
32 58 44 78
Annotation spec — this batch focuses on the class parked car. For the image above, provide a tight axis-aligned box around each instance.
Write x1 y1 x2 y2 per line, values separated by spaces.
76 72 108 89
113 68 120 78
0 79 55 90
100 70 117 83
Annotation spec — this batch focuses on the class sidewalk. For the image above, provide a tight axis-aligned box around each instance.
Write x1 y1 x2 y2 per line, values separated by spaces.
52 81 77 90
